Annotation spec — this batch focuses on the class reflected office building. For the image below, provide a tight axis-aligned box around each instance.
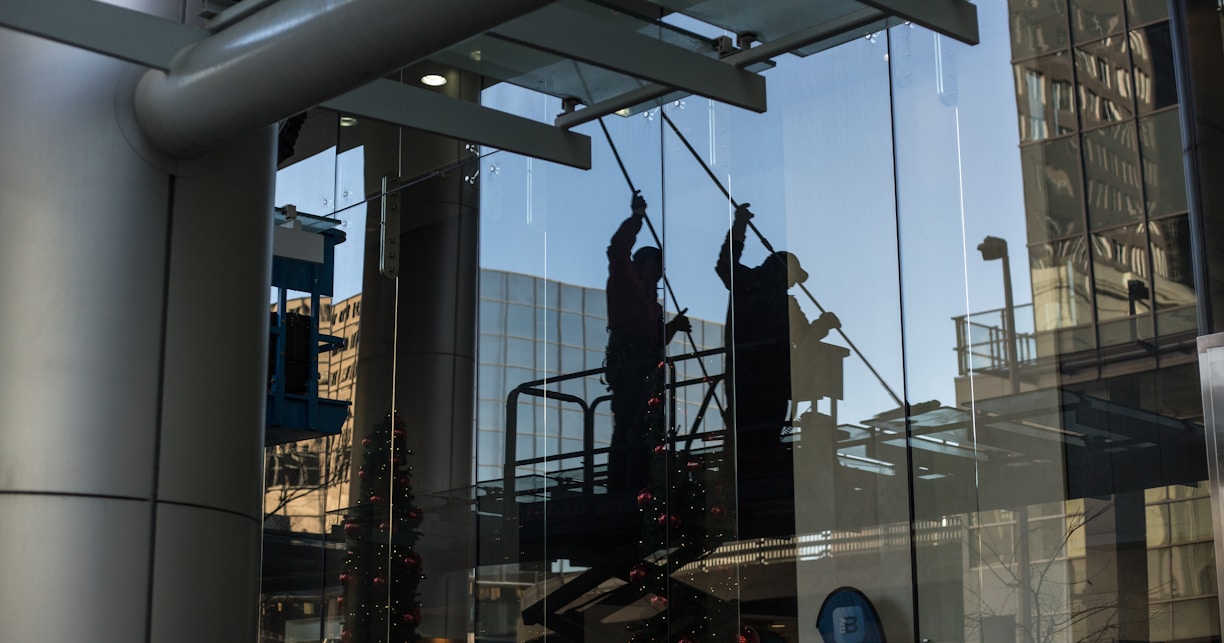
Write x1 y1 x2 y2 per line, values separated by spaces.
11 2 1224 643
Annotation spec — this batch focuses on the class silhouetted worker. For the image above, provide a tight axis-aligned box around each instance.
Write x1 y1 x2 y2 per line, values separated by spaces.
717 204 839 460
606 193 691 492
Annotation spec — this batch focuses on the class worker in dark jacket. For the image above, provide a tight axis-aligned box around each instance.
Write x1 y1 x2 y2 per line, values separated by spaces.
717 204 839 459
606 192 690 491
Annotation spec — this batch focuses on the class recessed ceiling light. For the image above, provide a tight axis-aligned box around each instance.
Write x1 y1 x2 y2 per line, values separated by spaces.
339 116 358 127
421 74 447 87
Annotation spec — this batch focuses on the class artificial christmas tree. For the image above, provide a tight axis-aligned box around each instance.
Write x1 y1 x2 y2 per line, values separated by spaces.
339 412 425 643
628 368 736 643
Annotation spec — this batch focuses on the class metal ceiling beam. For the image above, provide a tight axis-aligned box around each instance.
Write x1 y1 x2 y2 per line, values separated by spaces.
322 80 592 170
493 2 767 114
0 0 205 70
857 0 979 45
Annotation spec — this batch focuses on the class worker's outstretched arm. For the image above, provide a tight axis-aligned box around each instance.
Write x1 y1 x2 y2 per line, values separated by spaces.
716 203 753 289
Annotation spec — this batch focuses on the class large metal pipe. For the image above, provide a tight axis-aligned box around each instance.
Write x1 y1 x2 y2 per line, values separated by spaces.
135 0 555 157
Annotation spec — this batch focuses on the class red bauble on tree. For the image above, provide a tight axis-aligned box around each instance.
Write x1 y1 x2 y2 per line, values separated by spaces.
340 630 354 643
403 552 423 571
628 564 649 584
649 594 668 608
710 505 726 519
406 507 424 525
636 490 654 508
372 576 387 590
344 521 362 536
739 626 760 643
361 437 372 448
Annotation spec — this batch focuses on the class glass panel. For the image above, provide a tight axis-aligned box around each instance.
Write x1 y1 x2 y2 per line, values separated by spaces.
1150 215 1197 314
1009 0 1071 58
1015 52 1078 142
1131 23 1178 114
1092 223 1151 322
1031 238 1094 331
1084 122 1143 229
1070 0 1125 43
1127 0 1170 27
893 3 1214 642
1022 137 1085 242
1075 35 1134 127
263 111 375 643
1139 108 1189 217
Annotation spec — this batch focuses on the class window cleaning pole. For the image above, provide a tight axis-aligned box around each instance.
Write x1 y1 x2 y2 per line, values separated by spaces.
597 117 728 423
659 110 904 409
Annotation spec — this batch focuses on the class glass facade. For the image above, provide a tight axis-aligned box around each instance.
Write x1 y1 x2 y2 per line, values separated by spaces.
258 2 1219 643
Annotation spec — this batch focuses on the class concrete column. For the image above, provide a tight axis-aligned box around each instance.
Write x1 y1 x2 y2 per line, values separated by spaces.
0 3 273 641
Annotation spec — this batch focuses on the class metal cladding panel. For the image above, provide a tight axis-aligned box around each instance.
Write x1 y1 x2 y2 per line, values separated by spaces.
150 504 261 643
0 494 151 643
0 15 172 499
156 130 275 520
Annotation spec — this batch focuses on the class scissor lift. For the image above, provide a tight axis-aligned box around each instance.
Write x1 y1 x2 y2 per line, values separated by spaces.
266 205 350 446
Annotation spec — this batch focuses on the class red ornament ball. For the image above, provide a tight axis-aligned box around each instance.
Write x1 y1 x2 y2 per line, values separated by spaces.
686 459 701 472
397 475 412 487
373 576 387 589
339 571 353 585
336 596 344 609
370 494 383 504
379 521 391 532
357 468 367 479
636 490 654 507
341 630 354 643
407 507 424 524
656 513 682 529
679 637 697 643
628 564 648 584
403 553 422 571
394 427 406 439
710 505 726 518
650 594 668 608
361 437 372 447
740 626 760 643
653 444 667 455
402 611 420 626
344 521 361 536
648 396 662 408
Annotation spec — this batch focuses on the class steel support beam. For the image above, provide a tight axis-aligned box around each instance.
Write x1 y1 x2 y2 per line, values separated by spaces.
555 7 888 129
0 0 205 70
322 80 592 169
858 0 979 45
493 3 767 114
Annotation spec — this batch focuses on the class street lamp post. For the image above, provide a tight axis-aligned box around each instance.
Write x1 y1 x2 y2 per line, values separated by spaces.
978 235 1020 395
979 235 1030 643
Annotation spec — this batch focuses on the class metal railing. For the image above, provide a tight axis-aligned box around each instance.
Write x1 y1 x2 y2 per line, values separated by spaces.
501 347 727 505
952 304 1037 376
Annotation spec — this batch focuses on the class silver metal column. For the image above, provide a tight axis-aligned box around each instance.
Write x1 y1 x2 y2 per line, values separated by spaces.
1199 332 1224 627
0 2 273 639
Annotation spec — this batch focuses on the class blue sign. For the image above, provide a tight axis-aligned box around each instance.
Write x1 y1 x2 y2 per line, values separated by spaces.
816 587 887 643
